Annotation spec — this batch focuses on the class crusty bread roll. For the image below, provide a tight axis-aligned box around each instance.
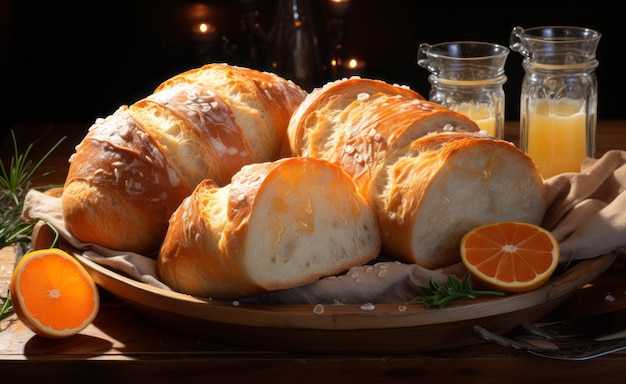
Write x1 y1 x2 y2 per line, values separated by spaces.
62 64 307 255
378 131 546 268
157 157 381 299
285 77 546 269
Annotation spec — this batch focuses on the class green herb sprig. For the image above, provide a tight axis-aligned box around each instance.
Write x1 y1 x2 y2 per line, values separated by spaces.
409 274 505 308
0 130 64 249
0 130 64 321
0 295 13 322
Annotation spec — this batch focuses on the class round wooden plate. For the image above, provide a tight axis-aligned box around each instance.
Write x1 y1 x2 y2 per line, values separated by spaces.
70 250 616 355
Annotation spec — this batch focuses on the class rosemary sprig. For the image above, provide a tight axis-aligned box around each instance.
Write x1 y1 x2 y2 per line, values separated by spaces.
0 130 65 249
0 295 13 321
0 130 65 321
409 274 505 308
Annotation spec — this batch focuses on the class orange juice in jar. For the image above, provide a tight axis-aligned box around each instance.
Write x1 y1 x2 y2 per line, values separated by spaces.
511 26 600 179
526 99 587 178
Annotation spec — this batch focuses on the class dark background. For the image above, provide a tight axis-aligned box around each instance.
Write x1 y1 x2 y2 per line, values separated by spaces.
2 0 624 141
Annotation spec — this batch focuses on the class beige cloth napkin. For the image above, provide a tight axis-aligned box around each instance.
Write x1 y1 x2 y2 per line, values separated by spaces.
22 150 626 304
542 150 626 262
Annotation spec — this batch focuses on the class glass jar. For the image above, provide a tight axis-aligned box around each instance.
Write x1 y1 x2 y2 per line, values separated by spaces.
417 41 509 139
510 26 601 179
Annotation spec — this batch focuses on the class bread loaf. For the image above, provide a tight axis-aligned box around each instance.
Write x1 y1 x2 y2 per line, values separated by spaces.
284 77 546 269
61 64 307 255
157 157 381 299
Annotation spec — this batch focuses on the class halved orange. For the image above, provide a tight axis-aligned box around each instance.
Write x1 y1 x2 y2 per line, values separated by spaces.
10 248 100 338
460 221 560 293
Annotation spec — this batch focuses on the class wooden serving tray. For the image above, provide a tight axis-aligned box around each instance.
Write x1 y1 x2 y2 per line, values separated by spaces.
65 248 616 355
29 222 617 354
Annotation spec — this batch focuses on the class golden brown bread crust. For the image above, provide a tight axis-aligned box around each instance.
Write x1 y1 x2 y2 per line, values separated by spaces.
61 106 194 255
157 157 381 299
284 77 480 201
285 77 546 269
138 83 253 186
281 77 426 160
157 64 306 162
62 64 307 255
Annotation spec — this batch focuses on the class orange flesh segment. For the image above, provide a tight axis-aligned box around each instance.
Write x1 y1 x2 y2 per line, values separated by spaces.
461 222 560 292
17 254 96 330
11 249 100 337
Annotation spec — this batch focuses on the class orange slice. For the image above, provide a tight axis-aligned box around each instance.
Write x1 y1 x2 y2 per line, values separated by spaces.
10 248 100 338
460 222 560 293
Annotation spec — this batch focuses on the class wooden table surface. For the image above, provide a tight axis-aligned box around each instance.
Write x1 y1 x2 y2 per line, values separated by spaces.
1 121 626 383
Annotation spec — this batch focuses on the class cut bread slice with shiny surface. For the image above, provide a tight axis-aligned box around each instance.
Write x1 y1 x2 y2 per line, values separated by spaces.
157 157 381 300
379 131 546 269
